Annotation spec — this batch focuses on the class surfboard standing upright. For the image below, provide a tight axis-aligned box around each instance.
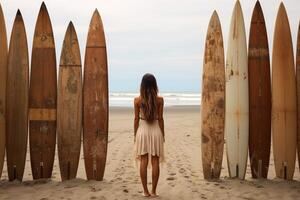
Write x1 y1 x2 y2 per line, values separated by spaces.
0 3 7 178
201 11 225 179
29 2 57 179
297 21 300 170
272 3 297 180
248 1 271 179
83 10 109 181
6 10 29 181
58 22 82 181
225 0 248 179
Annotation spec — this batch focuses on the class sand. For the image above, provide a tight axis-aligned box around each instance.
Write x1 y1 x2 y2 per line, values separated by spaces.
0 106 300 200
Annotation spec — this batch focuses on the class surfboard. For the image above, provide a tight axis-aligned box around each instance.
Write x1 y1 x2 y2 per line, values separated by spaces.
272 3 296 180
58 22 82 181
201 11 225 179
29 2 57 179
225 0 248 179
0 3 7 179
83 9 109 181
248 1 271 179
6 10 29 181
297 21 300 171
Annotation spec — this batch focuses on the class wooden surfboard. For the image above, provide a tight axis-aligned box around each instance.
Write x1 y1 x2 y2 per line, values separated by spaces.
297 21 300 170
29 2 57 179
248 1 271 179
6 10 29 181
83 9 109 181
225 0 249 179
201 11 225 179
272 3 296 180
0 3 7 179
58 22 82 181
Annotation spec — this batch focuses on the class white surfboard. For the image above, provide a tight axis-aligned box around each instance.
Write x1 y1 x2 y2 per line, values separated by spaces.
225 0 249 179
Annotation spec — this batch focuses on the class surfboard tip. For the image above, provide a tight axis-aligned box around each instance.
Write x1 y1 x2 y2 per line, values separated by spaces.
277 2 287 18
279 2 285 11
68 21 74 30
253 0 263 15
233 0 243 14
16 9 21 16
212 10 218 16
93 8 100 16
255 0 261 8
211 10 220 22
40 1 48 13
41 1 46 8
91 8 102 24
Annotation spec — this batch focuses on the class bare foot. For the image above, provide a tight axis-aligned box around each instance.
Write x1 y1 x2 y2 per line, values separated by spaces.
143 192 151 197
151 192 159 197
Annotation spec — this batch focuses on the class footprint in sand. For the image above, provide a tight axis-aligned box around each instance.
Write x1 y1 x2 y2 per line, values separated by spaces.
166 177 176 181
123 189 129 193
256 185 264 188
90 186 102 192
179 168 186 174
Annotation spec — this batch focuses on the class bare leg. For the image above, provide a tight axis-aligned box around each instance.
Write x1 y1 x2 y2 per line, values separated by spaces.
140 154 150 196
151 155 160 196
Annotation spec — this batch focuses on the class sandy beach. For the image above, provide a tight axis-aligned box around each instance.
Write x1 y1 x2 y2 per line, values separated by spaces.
0 106 300 200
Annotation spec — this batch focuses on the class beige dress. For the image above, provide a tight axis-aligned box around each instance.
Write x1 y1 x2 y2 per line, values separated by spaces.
134 109 165 167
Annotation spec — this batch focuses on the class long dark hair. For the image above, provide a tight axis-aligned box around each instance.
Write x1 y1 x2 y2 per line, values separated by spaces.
140 73 158 122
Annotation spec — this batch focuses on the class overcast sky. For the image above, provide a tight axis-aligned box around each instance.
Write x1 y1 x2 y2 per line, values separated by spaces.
1 0 300 92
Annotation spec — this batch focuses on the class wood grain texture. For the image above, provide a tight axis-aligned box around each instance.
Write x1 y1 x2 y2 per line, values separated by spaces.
58 22 82 181
83 10 109 181
6 10 29 181
272 3 296 180
225 0 249 180
248 1 271 179
201 11 225 180
29 2 57 179
0 3 7 179
296 21 300 170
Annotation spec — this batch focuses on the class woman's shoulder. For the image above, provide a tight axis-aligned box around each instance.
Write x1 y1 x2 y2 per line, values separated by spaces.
134 96 141 105
156 96 164 104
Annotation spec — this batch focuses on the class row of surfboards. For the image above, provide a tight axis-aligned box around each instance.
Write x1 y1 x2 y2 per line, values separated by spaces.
0 2 109 181
201 0 300 180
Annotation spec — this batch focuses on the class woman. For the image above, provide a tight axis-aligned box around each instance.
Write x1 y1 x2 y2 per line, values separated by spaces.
134 73 165 197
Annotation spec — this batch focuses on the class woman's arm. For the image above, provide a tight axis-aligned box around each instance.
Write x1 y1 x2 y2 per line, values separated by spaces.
158 97 165 141
134 98 140 141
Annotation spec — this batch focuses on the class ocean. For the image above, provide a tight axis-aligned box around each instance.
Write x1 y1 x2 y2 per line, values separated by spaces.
109 92 201 107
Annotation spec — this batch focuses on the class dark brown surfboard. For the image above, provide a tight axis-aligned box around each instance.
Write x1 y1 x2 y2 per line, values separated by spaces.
6 10 29 181
83 9 109 181
58 22 82 181
29 2 57 179
0 3 7 179
248 1 271 179
201 11 225 179
296 21 300 170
